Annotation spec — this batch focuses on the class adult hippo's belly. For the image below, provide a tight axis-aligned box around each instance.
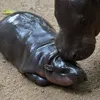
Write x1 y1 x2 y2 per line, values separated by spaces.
0 12 87 86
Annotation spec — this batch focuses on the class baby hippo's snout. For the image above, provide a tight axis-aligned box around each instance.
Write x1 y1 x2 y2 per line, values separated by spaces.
56 63 87 86
45 56 87 86
66 65 87 84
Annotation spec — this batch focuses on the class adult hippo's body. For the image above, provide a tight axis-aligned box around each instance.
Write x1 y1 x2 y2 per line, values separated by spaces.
0 12 86 86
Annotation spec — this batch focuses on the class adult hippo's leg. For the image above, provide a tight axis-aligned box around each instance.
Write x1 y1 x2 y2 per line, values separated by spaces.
25 73 52 86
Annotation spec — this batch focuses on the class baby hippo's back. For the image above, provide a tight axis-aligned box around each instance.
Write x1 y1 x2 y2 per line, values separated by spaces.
0 12 56 73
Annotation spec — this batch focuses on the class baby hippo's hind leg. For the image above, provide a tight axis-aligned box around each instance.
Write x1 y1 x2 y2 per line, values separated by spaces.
24 73 52 87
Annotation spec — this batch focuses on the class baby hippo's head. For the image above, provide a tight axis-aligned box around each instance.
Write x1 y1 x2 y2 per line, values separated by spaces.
45 56 87 86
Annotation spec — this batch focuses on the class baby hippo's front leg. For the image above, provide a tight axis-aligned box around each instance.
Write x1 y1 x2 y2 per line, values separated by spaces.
25 73 52 87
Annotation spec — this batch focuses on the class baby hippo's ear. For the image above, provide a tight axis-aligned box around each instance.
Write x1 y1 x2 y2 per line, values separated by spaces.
44 64 54 72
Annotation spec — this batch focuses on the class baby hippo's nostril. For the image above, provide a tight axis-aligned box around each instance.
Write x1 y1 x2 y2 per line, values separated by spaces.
75 68 87 83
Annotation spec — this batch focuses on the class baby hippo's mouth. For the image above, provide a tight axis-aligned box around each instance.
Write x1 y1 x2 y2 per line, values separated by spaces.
45 56 87 86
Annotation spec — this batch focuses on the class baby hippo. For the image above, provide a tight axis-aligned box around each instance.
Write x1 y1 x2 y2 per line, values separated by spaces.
0 12 87 86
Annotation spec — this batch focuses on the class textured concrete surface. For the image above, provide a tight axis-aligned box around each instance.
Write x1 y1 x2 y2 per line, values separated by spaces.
0 0 100 100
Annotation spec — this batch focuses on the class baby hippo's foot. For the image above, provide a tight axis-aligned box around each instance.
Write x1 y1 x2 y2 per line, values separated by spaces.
25 73 52 87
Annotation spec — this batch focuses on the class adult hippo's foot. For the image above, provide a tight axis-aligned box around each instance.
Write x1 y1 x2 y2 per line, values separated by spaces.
25 73 52 87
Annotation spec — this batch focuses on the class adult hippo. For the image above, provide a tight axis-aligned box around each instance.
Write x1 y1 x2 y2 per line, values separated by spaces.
55 0 100 61
0 12 86 87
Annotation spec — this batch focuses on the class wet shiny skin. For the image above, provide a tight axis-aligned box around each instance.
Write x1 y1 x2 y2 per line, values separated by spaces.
0 12 86 86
